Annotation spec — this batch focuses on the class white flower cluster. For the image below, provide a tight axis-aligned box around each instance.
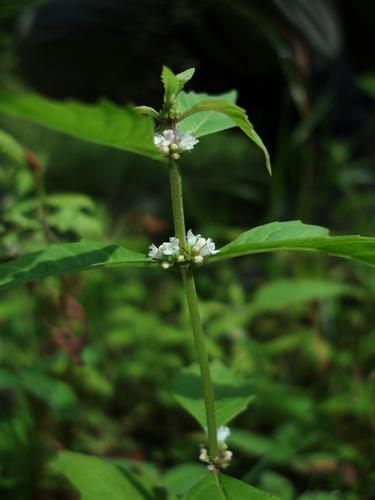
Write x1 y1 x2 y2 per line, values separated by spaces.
148 230 218 268
154 129 199 159
199 426 233 471
186 229 217 264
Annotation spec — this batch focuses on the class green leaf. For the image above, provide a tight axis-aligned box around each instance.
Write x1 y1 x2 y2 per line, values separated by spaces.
0 368 77 418
259 472 295 500
0 240 152 291
164 464 207 497
172 362 255 429
0 93 161 160
185 473 280 500
177 97 271 175
135 105 160 119
213 221 375 268
162 66 195 103
55 451 148 500
252 279 358 311
177 90 237 137
0 129 25 164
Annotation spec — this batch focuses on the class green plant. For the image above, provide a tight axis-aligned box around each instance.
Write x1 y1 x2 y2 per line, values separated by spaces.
0 67 374 499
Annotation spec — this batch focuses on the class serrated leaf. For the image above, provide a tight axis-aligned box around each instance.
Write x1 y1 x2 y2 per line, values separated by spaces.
177 97 271 174
162 66 195 103
55 451 147 500
0 240 152 291
0 93 162 160
212 221 375 268
172 362 255 429
177 90 237 137
185 473 280 500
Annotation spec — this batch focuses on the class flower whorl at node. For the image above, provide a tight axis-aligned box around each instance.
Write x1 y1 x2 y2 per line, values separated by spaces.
148 230 218 269
199 426 233 471
154 129 199 159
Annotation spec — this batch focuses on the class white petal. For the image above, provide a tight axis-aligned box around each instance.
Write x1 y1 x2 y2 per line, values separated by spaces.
179 132 199 151
148 244 161 259
187 229 200 246
217 426 230 443
200 238 217 256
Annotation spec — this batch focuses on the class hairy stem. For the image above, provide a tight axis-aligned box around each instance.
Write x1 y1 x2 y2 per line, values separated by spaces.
169 160 218 459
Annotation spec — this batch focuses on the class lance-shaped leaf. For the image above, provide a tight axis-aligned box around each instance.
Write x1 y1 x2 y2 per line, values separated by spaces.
177 90 237 137
172 362 255 429
186 473 280 500
161 66 195 104
0 93 162 160
0 240 152 291
55 451 148 500
177 96 271 174
211 221 375 268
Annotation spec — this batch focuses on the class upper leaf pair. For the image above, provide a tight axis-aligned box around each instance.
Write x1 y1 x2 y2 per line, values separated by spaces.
0 66 271 173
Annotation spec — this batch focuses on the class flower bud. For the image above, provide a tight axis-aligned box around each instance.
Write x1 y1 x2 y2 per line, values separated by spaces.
171 152 180 160
161 261 171 269
193 255 204 264
177 255 185 263
199 448 209 463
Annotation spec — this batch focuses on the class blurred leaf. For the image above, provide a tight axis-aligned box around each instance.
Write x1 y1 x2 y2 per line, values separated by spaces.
0 93 161 160
186 473 280 499
0 129 24 164
162 66 195 103
172 362 255 429
0 240 152 290
214 221 375 268
252 279 358 311
164 464 206 497
229 429 273 457
178 96 271 174
0 368 77 417
177 90 237 137
55 451 148 499
259 471 295 500
357 73 375 99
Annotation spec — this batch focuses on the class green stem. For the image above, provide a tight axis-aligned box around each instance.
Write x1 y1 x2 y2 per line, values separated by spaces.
169 161 187 246
168 161 218 459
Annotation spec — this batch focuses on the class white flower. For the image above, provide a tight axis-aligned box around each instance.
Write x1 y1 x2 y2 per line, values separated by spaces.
199 447 209 463
217 426 230 443
187 230 218 257
187 229 201 246
154 129 199 156
179 131 199 151
160 237 180 256
148 243 162 260
148 230 218 267
148 237 180 260
200 237 218 256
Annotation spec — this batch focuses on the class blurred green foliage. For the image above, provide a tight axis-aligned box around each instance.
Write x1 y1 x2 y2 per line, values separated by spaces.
1 2 375 499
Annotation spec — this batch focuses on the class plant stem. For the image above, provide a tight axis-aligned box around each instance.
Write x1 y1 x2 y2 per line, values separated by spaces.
168 161 218 459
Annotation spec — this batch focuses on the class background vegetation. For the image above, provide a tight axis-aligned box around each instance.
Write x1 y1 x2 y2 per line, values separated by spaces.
0 1 374 498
